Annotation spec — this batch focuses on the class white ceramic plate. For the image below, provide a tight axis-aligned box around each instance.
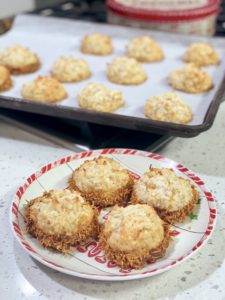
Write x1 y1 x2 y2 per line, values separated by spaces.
10 148 216 281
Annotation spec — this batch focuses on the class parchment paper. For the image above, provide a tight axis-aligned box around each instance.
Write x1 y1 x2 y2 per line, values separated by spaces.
1 14 225 125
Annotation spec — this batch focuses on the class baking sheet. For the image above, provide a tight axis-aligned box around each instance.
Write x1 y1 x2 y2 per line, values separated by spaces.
0 14 225 128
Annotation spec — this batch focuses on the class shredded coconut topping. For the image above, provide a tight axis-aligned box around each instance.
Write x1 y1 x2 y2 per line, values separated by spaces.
81 33 113 55
103 204 164 252
134 168 195 211
183 43 219 67
107 56 147 85
0 45 39 68
21 76 67 103
127 36 164 62
144 91 192 124
73 157 130 192
78 82 125 112
51 57 91 82
28 189 94 236
0 65 10 85
168 63 213 93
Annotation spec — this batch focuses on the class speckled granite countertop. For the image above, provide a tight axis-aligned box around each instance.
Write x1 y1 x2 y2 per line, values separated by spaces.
1 103 225 300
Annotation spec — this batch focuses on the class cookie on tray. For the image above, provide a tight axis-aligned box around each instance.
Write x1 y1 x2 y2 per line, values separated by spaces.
78 82 125 112
168 63 213 93
0 65 12 92
126 36 164 62
0 45 40 74
21 76 67 103
69 157 134 207
107 56 147 85
183 43 219 67
51 57 91 83
81 33 113 55
144 92 192 124
99 204 171 269
24 189 99 253
131 168 199 224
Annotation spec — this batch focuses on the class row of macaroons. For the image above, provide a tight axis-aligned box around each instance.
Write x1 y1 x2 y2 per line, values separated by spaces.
0 73 193 124
0 40 219 83
0 34 219 68
0 42 216 124
0 42 215 88
0 40 215 94
0 57 214 124
0 52 214 92
23 156 199 269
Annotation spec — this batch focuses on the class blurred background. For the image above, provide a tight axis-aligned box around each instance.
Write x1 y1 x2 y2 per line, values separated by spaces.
0 0 224 36
0 0 63 18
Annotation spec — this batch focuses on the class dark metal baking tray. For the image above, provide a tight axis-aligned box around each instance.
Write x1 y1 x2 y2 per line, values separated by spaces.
0 86 224 138
0 14 225 138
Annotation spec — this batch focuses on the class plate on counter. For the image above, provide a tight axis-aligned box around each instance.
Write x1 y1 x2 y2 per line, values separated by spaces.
10 148 216 281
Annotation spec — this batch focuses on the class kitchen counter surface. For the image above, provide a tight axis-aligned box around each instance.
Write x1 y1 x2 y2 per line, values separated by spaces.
1 102 225 300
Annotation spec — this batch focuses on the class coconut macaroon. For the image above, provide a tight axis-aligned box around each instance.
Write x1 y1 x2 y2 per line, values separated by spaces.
126 36 164 63
168 63 213 93
183 43 219 67
21 76 67 103
131 168 199 224
0 65 12 92
51 57 91 83
107 56 147 85
99 204 171 269
24 189 99 253
144 92 192 124
0 45 40 74
69 157 134 207
81 33 113 55
78 82 125 112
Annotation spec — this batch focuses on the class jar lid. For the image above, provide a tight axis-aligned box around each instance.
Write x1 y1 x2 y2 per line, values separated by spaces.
107 0 220 21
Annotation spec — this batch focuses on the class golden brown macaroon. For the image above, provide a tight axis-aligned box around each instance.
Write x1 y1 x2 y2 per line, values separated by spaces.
99 204 171 269
24 189 99 253
144 92 192 124
131 168 199 224
51 57 91 83
126 36 164 62
107 56 147 85
183 43 219 67
21 76 67 103
168 63 213 93
0 65 12 92
81 33 113 55
0 45 40 74
78 82 125 112
69 157 134 207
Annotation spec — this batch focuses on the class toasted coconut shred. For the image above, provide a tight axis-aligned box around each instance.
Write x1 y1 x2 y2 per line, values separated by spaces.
99 222 171 269
131 185 199 224
68 157 134 207
0 65 12 92
155 186 199 223
9 61 40 75
0 45 40 74
68 176 134 207
131 168 199 224
99 204 171 269
24 190 100 253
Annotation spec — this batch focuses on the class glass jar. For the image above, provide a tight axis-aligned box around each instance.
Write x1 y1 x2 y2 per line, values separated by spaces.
107 0 220 36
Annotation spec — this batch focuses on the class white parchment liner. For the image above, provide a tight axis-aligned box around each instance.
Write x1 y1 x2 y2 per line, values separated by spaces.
1 14 225 125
